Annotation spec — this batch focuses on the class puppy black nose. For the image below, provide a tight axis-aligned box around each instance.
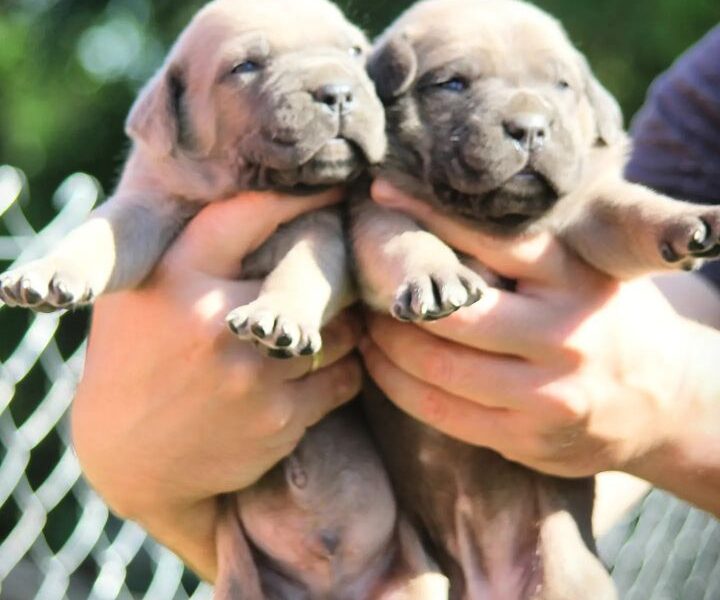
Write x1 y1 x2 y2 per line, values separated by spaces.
503 113 549 151
314 83 354 113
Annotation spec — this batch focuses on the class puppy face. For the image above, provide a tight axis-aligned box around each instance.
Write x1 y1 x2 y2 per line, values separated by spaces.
370 0 623 232
126 0 386 190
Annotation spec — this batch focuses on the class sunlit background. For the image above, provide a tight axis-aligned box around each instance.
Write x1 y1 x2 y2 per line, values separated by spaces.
0 0 719 598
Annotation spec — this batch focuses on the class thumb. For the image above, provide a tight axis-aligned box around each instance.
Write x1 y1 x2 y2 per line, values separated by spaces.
167 188 343 278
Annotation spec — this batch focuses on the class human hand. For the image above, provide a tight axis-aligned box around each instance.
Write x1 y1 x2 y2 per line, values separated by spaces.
360 180 720 513
71 189 362 579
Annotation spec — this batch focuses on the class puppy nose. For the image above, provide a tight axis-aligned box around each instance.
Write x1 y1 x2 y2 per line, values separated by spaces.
503 113 549 151
314 83 355 113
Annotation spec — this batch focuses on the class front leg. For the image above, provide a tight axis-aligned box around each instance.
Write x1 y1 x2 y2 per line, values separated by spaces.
559 178 720 280
226 208 351 357
350 195 485 322
0 193 194 312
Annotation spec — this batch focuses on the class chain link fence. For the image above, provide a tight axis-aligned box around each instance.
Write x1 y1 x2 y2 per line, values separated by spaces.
0 164 718 599
0 166 212 600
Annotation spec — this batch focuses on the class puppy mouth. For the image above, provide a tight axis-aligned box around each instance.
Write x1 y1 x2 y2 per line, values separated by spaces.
298 137 365 184
504 167 556 196
308 138 363 169
433 167 559 232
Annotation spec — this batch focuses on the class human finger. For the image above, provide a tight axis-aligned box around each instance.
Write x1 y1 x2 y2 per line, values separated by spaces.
359 337 514 448
366 314 540 407
371 179 581 287
167 188 344 278
283 355 363 431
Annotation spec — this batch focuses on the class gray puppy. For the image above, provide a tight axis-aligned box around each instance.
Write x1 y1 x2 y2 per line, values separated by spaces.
0 1 442 598
351 1 720 599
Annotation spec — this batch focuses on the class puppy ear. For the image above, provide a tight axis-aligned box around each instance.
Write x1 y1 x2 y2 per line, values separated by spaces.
125 66 186 156
368 34 418 102
214 495 264 600
579 55 624 146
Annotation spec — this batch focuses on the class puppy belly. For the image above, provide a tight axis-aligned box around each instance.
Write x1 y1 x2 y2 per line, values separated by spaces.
362 381 611 600
236 404 401 599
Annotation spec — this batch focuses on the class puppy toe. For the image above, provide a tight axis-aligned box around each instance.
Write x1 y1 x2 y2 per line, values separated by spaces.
298 329 323 356
48 275 93 308
391 285 415 322
660 211 720 267
433 272 469 313
249 311 278 341
0 273 20 305
226 307 252 338
392 279 427 322
0 261 95 311
459 267 487 306
409 277 438 318
272 319 301 350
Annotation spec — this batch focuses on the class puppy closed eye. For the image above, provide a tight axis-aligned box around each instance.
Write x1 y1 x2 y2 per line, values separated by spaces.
231 60 263 75
434 77 470 92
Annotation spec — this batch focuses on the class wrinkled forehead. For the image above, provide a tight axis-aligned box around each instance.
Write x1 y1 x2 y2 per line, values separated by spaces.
392 0 582 81
177 0 367 60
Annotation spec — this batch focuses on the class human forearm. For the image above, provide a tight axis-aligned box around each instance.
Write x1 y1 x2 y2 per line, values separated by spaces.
625 318 720 516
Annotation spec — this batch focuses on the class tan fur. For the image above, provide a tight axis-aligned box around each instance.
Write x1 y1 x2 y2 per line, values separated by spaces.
0 1 443 598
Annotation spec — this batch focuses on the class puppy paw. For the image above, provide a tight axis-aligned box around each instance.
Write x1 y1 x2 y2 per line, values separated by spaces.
226 301 322 358
659 210 720 270
391 265 485 322
0 260 95 312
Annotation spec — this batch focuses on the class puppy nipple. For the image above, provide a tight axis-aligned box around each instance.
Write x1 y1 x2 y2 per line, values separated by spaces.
285 454 308 489
319 529 341 556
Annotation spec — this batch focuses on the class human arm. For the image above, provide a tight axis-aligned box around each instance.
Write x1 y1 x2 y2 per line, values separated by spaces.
71 189 362 580
360 180 720 516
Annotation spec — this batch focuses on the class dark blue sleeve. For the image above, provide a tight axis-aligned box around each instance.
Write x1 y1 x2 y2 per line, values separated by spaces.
625 24 720 290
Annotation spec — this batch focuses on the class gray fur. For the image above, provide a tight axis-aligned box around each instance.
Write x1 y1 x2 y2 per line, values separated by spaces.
352 1 720 598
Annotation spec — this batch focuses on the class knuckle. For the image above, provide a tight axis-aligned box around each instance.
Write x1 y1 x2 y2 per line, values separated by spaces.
258 398 296 436
329 359 362 402
549 393 590 427
535 379 590 427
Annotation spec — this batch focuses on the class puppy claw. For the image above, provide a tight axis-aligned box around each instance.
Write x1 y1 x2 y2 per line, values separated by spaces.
226 313 249 336
267 348 294 360
0 263 93 311
226 300 322 357
392 267 486 323
688 220 710 252
659 210 720 269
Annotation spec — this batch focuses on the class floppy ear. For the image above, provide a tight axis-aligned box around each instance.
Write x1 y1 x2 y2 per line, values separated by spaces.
579 55 624 146
214 495 264 600
125 66 186 156
367 34 418 102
